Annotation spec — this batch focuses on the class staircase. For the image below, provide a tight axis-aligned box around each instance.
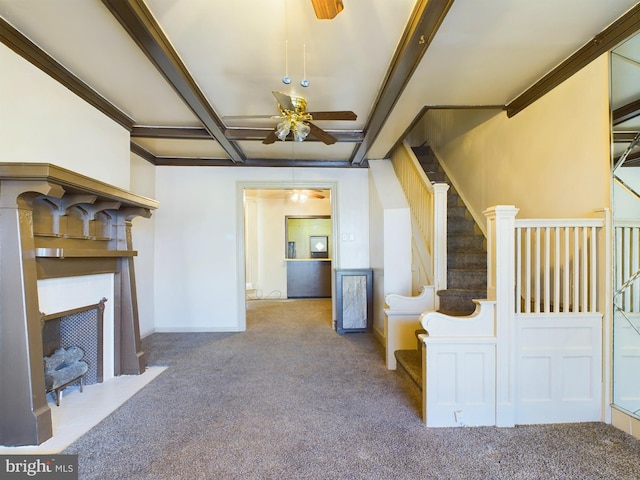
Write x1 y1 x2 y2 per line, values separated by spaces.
395 145 488 390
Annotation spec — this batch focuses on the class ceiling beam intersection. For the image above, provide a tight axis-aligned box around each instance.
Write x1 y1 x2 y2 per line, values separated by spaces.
102 0 245 163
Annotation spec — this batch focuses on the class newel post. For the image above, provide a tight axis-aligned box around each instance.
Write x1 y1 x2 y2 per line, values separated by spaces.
432 183 449 302
484 205 519 427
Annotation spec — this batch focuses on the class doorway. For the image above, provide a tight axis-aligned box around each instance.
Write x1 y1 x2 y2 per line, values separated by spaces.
243 186 335 305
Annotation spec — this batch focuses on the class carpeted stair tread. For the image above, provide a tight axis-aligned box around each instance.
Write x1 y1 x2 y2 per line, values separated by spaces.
448 252 487 269
449 234 485 251
412 144 488 315
394 349 422 390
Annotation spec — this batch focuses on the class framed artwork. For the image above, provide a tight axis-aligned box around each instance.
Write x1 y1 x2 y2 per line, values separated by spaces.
310 235 329 258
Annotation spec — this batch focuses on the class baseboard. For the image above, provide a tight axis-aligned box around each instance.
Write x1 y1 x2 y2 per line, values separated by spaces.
611 406 640 440
373 325 385 346
152 327 243 333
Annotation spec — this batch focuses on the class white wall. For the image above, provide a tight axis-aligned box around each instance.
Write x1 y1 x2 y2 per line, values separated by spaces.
0 44 131 190
0 43 157 345
153 166 369 332
38 274 116 381
419 54 611 222
368 159 412 337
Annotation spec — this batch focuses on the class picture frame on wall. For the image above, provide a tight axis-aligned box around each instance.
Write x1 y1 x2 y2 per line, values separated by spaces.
310 235 328 258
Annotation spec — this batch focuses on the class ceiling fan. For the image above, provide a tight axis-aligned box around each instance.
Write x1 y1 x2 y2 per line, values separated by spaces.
261 91 357 145
310 0 344 20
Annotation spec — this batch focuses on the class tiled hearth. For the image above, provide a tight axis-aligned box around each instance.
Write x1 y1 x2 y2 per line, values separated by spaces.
0 366 166 454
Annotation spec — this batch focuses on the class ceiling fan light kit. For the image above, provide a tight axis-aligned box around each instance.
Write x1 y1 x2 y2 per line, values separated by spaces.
259 91 357 145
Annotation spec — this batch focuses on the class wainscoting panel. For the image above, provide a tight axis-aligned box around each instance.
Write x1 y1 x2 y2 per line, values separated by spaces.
515 314 602 424
423 338 496 427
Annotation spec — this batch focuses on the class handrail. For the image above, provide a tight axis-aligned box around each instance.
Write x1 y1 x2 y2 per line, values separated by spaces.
391 142 448 295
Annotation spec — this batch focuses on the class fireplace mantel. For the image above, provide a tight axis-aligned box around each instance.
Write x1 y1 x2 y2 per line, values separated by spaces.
0 163 157 446
0 163 158 209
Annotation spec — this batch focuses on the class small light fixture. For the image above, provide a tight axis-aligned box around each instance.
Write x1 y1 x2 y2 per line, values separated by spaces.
275 119 292 141
290 190 308 203
293 122 310 142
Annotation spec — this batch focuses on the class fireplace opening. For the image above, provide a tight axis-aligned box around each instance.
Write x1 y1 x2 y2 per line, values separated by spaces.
41 298 107 392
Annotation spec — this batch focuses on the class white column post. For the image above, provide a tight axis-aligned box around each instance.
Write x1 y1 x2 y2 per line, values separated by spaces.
432 183 449 309
484 205 518 427
594 208 611 423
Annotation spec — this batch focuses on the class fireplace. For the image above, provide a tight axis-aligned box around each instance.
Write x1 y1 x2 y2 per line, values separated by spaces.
0 164 157 446
42 297 107 386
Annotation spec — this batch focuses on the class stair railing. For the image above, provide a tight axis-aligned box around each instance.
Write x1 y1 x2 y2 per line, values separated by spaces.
483 206 608 426
391 141 448 297
514 218 604 313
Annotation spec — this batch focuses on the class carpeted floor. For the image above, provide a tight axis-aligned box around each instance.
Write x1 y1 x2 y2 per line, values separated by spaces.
64 299 640 479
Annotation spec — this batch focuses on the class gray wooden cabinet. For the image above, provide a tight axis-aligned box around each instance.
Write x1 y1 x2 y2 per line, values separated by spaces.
286 260 332 298
335 269 373 334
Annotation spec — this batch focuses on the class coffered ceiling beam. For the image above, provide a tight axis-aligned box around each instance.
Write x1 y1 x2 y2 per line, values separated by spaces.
349 0 455 166
131 126 211 140
614 131 640 142
0 17 134 131
506 3 640 118
613 98 640 126
130 142 157 164
102 0 245 164
131 140 360 167
224 128 365 143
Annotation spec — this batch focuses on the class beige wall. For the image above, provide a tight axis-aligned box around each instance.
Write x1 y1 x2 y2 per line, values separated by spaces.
419 54 611 224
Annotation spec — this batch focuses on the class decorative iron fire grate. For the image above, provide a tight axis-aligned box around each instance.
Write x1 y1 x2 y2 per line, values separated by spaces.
41 298 107 385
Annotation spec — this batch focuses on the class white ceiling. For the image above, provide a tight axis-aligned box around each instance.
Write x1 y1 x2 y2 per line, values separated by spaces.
0 0 639 165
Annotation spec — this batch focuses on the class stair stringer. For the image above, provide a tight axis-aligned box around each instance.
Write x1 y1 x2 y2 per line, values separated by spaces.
418 300 497 427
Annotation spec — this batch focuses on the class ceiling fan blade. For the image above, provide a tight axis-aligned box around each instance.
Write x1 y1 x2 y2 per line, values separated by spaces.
310 0 344 19
308 111 357 121
307 122 337 145
262 130 279 144
272 91 295 111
